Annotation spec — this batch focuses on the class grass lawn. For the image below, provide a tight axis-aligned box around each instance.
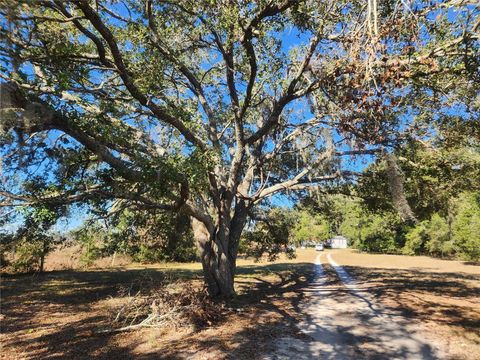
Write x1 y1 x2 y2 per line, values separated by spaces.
1 249 478 359
1 250 317 359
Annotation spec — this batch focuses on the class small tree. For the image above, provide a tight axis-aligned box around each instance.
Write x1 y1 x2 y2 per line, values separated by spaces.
72 222 107 267
452 193 480 262
11 206 63 272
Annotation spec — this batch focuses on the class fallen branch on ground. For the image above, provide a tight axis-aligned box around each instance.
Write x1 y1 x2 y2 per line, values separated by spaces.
97 276 224 333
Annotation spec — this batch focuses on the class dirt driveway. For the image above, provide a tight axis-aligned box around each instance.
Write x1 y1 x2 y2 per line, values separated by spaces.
267 250 480 360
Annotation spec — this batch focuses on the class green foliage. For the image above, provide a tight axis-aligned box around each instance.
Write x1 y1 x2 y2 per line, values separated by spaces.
350 125 479 260
336 199 363 241
0 0 478 296
359 137 480 221
451 193 480 261
401 194 480 261
72 224 105 267
241 208 296 261
0 232 13 268
332 192 480 260
425 214 453 257
106 210 197 263
292 210 331 244
5 205 64 272
132 245 168 264
71 210 198 265
352 213 405 254
403 222 428 255
10 239 45 273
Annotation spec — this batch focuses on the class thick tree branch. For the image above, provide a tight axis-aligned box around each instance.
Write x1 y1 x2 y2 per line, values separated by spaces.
72 0 207 150
145 0 219 148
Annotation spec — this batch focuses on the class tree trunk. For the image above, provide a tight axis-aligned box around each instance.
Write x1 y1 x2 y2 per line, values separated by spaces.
199 238 236 298
191 202 247 298
111 251 117 267
192 219 234 297
39 239 47 273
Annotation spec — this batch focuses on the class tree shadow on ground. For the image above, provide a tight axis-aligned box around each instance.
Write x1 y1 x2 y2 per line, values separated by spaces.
267 263 440 360
133 262 469 359
341 266 480 338
0 263 312 359
1 261 479 359
1 267 199 359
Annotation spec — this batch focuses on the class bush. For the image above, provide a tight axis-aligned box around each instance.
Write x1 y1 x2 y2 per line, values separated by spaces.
425 214 453 257
0 233 14 269
336 191 480 261
350 213 405 253
11 240 44 273
403 222 428 255
4 205 64 272
403 214 454 258
72 224 104 267
451 193 480 261
402 194 480 260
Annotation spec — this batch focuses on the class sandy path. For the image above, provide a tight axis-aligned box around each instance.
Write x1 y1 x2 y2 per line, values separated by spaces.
265 252 447 360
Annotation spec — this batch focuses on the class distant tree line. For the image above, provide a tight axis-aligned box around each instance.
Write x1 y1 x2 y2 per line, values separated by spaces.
1 209 197 272
2 188 478 273
303 191 479 261
301 138 480 261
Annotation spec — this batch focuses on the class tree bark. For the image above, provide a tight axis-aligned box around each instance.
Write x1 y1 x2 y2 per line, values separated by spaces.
199 237 236 298
191 202 247 298
39 239 47 273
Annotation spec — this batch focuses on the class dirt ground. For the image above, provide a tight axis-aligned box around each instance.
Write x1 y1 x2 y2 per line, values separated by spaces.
1 249 479 359
0 251 315 360
329 250 480 359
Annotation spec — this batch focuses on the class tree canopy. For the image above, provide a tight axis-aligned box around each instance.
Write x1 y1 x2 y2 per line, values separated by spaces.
1 0 478 296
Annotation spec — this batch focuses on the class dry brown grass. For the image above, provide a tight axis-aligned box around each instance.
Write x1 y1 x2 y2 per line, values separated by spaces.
0 251 315 359
1 248 478 359
42 246 133 272
331 249 480 274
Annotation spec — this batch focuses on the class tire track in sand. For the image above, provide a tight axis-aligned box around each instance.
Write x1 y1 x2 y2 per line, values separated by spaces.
266 252 446 360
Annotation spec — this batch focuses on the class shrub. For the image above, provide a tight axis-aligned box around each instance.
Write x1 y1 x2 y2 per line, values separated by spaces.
72 224 105 267
11 240 44 273
403 221 428 255
0 232 14 269
425 214 453 257
350 213 404 253
451 193 480 261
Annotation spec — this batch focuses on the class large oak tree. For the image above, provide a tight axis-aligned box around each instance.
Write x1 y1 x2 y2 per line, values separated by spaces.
1 0 478 296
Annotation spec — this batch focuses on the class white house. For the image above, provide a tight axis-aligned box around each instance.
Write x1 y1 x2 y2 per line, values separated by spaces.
329 236 348 249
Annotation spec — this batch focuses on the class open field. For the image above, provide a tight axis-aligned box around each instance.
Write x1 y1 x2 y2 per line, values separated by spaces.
329 250 480 359
1 249 479 359
0 250 317 359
